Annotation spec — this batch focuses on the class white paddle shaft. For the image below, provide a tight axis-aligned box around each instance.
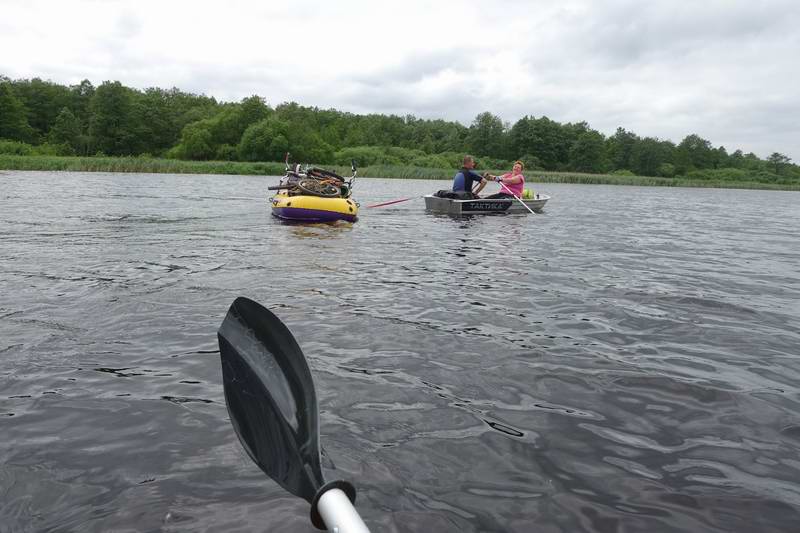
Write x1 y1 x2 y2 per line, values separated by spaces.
317 488 370 533
499 182 536 214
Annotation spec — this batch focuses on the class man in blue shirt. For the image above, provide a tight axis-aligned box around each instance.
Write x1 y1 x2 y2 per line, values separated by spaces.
452 155 488 195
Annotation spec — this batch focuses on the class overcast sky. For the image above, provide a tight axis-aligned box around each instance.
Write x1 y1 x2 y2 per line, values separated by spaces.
2 0 798 160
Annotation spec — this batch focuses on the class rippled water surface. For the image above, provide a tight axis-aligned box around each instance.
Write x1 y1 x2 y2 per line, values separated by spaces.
2 170 800 532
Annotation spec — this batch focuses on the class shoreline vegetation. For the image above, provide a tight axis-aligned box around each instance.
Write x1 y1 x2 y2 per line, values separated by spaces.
2 76 799 192
1 154 798 191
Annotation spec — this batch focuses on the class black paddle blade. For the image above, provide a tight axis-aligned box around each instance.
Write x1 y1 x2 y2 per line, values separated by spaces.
218 297 325 503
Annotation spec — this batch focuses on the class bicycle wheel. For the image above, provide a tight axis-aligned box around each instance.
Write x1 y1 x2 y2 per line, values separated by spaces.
298 179 341 198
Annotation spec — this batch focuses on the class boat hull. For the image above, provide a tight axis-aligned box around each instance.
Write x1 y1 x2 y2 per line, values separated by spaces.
270 193 358 222
424 194 549 215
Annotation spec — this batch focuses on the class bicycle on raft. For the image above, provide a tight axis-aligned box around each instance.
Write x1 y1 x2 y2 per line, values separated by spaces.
267 153 357 198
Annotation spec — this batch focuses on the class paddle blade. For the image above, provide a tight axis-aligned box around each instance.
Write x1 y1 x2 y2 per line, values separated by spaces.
218 297 325 503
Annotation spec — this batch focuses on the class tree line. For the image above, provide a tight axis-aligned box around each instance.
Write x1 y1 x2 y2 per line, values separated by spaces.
1 75 797 181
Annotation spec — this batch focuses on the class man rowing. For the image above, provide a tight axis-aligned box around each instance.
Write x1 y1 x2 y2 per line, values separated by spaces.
451 155 488 196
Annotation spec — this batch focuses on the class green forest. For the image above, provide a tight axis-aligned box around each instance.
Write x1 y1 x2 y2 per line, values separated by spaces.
1 75 798 187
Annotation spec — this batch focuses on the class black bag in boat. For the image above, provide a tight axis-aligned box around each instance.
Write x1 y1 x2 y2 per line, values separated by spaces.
434 190 478 200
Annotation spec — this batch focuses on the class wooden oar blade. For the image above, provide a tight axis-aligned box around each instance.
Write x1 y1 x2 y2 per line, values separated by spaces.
218 297 325 503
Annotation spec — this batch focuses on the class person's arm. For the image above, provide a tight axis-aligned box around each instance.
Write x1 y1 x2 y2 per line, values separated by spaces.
497 172 522 185
462 170 483 195
468 170 487 195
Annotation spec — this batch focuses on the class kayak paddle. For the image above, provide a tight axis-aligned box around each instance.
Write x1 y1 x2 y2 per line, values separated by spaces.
218 296 370 532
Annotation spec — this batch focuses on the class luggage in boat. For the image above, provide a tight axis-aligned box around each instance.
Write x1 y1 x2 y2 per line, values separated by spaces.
433 190 479 200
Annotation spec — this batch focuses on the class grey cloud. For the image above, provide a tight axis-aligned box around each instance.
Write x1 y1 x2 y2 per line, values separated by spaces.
115 12 143 40
488 2 800 158
4 0 798 160
351 48 474 87
517 1 800 70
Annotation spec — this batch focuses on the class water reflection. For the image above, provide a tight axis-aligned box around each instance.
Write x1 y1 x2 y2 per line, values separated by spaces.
279 220 355 239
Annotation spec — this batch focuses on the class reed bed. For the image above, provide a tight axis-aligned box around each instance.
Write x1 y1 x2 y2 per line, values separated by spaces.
2 155 798 191
359 165 800 190
0 155 286 176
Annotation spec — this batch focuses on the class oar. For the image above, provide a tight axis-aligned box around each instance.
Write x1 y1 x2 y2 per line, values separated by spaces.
366 195 422 208
498 181 536 215
218 297 370 532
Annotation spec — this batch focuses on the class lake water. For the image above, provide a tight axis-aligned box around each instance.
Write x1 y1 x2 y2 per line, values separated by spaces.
2 170 799 532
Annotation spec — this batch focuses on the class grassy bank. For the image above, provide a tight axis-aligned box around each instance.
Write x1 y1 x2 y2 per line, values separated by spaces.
2 154 799 191
362 165 800 190
0 154 287 176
